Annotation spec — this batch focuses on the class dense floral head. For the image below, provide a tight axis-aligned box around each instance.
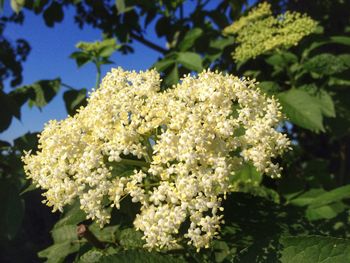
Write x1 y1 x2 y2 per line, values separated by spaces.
224 2 317 62
22 68 290 250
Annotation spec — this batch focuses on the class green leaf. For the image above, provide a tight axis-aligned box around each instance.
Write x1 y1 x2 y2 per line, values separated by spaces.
178 28 203 51
0 179 24 241
54 201 86 228
0 91 20 132
231 163 262 185
89 225 120 243
99 45 117 58
118 228 145 248
330 36 350 46
308 185 350 208
163 64 179 87
328 77 350 87
28 78 61 108
151 54 176 72
289 188 326 207
20 183 38 195
289 185 350 221
265 54 284 66
100 250 186 263
205 37 234 62
280 235 350 263
299 85 335 118
155 17 171 37
266 52 297 68
39 201 87 262
209 37 234 50
176 52 203 72
72 39 118 68
304 53 350 76
278 89 325 132
52 225 79 243
0 140 10 148
212 240 231 263
115 0 125 14
70 51 91 68
97 38 119 58
289 185 350 209
306 202 346 221
39 202 86 262
315 90 336 118
302 40 329 59
79 250 105 263
258 81 281 95
10 0 25 13
9 85 34 109
38 241 80 263
63 89 87 115
43 1 64 27
229 163 280 202
13 132 39 152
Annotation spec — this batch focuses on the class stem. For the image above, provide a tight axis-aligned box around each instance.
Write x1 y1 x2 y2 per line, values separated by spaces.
130 32 167 54
119 158 150 167
179 3 184 20
61 82 78 91
278 50 296 89
142 136 153 163
77 224 105 249
95 63 101 89
119 192 130 203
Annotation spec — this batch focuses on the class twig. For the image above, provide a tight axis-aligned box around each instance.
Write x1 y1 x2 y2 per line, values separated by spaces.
61 82 78 91
130 32 167 54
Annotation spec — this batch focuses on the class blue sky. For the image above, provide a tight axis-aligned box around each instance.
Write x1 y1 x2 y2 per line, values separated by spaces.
1 1 253 143
1 4 166 142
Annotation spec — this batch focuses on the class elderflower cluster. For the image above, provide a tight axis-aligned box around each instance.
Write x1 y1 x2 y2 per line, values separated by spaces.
223 2 317 62
22 68 290 250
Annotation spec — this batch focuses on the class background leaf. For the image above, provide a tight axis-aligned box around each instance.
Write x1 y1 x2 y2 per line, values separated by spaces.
0 179 24 241
176 52 202 72
280 235 350 263
278 89 325 132
100 250 186 263
178 28 203 51
63 88 87 115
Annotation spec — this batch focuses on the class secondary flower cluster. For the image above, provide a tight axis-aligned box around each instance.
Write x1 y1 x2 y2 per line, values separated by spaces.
223 2 317 62
22 68 290 250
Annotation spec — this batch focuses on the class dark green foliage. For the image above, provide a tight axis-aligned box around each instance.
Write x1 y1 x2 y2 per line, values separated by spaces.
63 89 87 116
278 89 327 132
0 179 24 241
99 250 187 263
280 235 350 263
1 0 350 262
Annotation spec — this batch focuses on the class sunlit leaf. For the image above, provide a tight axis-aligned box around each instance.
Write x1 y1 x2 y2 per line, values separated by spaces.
178 28 203 51
280 235 350 263
278 89 325 132
176 52 202 72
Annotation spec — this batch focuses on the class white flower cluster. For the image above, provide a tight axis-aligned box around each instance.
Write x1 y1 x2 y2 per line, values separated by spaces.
22 68 290 250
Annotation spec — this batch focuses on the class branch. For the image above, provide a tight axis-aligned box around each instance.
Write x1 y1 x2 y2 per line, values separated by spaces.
130 32 167 54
